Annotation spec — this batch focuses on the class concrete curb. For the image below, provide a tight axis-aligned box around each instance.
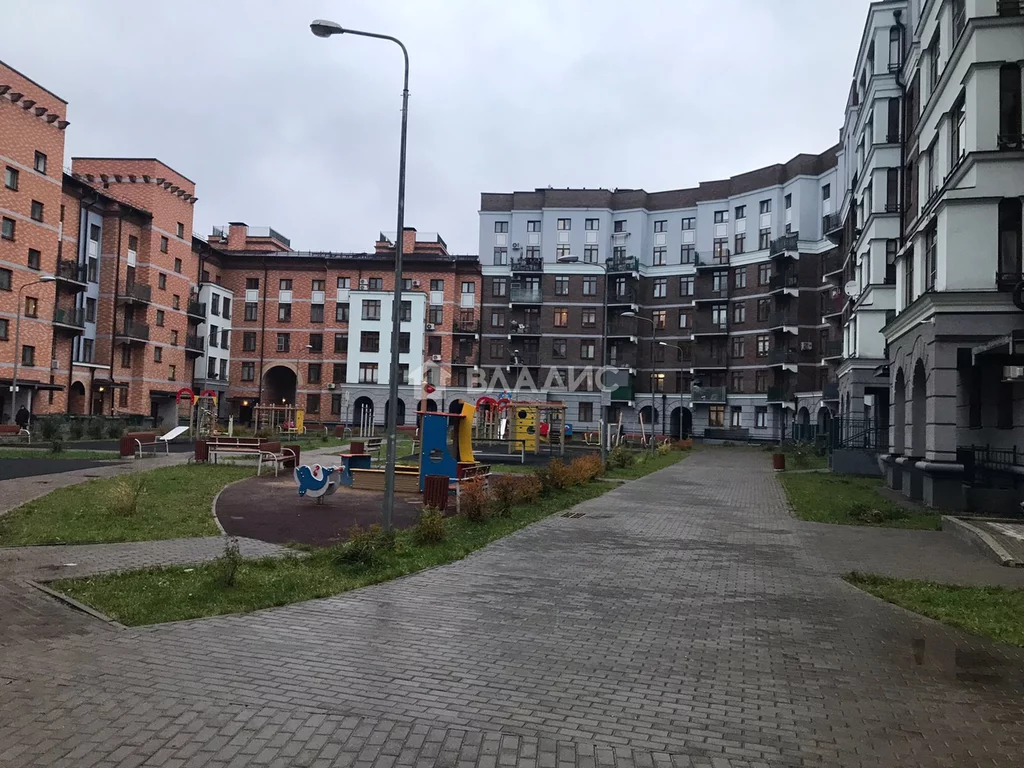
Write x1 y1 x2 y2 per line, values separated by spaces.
209 477 254 536
25 579 126 629
942 515 1020 568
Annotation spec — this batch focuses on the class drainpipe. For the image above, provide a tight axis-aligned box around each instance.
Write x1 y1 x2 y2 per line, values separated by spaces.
256 255 268 406
109 214 124 416
894 9 907 247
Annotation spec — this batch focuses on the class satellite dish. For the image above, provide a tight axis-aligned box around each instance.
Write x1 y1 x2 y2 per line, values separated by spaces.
844 280 860 301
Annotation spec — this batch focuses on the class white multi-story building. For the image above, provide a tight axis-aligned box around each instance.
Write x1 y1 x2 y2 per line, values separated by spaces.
193 281 234 414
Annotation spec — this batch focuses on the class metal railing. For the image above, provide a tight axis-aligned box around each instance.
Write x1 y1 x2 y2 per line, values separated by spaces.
246 227 292 247
768 349 799 365
120 282 152 303
996 0 1022 17
187 299 206 317
53 307 86 328
453 318 480 333
996 271 1024 291
607 286 639 304
690 385 728 403
768 273 798 291
510 256 544 272
695 251 731 268
55 259 87 284
766 386 791 402
508 322 541 335
508 352 540 366
997 133 1024 150
830 416 883 451
117 322 150 341
958 444 1024 486
606 318 639 337
691 350 729 367
769 232 799 256
509 286 543 303
822 252 843 275
185 335 204 352
693 316 729 334
605 255 639 273
822 212 842 234
823 383 839 400
768 311 797 328
824 340 844 358
453 351 476 365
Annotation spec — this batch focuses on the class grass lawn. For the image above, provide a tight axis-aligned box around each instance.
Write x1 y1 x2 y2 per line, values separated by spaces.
0 447 121 460
0 464 253 546
779 472 942 530
53 449 692 625
781 452 829 471
846 572 1024 647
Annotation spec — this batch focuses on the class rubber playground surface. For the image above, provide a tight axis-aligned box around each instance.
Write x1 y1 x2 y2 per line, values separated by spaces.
215 475 425 547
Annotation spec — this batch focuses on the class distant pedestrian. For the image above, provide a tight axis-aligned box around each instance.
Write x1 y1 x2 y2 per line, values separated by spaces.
15 406 30 430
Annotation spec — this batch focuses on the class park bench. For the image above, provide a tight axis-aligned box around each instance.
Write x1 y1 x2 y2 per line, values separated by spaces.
0 424 30 443
206 437 296 476
135 425 189 457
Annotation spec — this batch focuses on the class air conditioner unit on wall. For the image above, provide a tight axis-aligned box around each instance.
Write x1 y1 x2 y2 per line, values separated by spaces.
512 242 521 250
412 280 421 288
359 279 368 289
799 341 813 351
327 382 336 390
425 323 435 330
431 354 443 362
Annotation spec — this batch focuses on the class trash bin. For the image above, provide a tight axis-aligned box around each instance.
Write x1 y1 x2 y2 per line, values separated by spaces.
194 439 209 463
772 453 786 471
423 474 449 511
350 440 365 455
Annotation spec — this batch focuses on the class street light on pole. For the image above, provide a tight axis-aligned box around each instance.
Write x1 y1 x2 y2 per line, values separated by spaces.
660 341 688 441
557 254 607 467
622 310 657 454
311 19 409 533
10 274 56 424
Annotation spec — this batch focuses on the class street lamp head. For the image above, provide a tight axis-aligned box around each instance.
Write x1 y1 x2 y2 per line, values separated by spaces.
310 19 345 37
621 310 637 317
38 275 56 283
556 255 579 264
658 341 670 347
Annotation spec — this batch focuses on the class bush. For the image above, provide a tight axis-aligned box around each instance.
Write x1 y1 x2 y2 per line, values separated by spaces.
86 418 106 440
568 454 604 485
214 536 243 587
50 439 64 454
106 420 126 440
657 442 672 456
459 478 489 523
608 443 634 469
68 420 85 440
109 473 146 517
849 501 906 526
488 473 544 517
38 416 62 441
414 507 447 543
332 523 390 566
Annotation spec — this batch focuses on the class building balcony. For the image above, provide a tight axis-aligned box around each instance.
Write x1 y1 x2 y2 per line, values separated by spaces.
822 252 844 279
767 311 798 331
507 351 540 367
997 0 1022 16
767 349 799 367
695 251 730 270
606 352 639 370
509 286 543 304
823 213 843 242
766 386 792 403
55 260 88 290
510 256 544 273
116 322 150 343
185 335 204 356
823 340 844 360
606 318 639 339
118 282 152 304
52 307 86 331
693 315 730 335
453 351 477 365
605 256 639 274
997 133 1024 151
768 273 799 293
691 350 730 369
769 233 799 258
187 299 206 319
453 318 480 334
823 293 847 320
693 287 730 304
606 287 639 306
507 321 541 336
823 383 840 401
690 385 728 403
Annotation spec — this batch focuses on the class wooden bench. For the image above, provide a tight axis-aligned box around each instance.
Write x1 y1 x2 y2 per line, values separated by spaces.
0 424 30 443
207 437 296 476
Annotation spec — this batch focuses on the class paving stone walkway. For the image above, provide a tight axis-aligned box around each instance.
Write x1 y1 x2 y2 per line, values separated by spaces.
2 448 1024 767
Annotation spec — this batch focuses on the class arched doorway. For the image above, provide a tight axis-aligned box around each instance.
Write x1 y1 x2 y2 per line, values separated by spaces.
383 398 407 427
638 405 659 428
911 360 926 457
817 406 832 433
669 406 692 439
893 368 906 454
448 398 464 413
69 381 87 415
263 365 297 405
352 396 375 430
424 398 438 412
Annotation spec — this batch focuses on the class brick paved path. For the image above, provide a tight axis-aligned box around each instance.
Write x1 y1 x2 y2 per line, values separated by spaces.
3 448 1024 767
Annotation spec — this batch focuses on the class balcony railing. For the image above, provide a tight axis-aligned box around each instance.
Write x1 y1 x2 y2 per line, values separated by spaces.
508 322 541 335
768 311 797 328
690 385 728 403
997 133 1024 150
606 318 638 337
185 335 204 353
453 351 476 365
695 251 731 269
605 256 639 273
824 340 844 359
822 252 844 276
508 352 540 366
693 316 729 335
997 0 1022 17
119 282 152 303
510 256 544 272
823 383 840 400
607 353 639 370
691 350 729 368
55 259 88 286
768 349 799 365
453 318 480 333
52 307 86 328
822 213 842 236
509 286 543 304
117 322 150 342
823 293 847 318
187 299 206 318
607 286 639 304
766 386 792 402
769 233 799 256
768 273 799 291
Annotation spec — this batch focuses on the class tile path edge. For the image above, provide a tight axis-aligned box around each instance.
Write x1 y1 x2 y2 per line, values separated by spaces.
942 515 1019 567
24 579 126 629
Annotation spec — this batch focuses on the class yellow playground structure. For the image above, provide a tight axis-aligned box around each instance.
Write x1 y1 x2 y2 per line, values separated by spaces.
472 396 566 456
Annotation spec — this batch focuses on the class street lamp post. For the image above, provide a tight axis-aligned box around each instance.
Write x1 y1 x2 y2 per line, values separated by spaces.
660 341 687 441
10 275 56 423
622 311 657 454
557 255 607 467
311 19 409 532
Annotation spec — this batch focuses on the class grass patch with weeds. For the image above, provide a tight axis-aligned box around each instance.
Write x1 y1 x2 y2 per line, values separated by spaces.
0 464 253 546
779 472 941 530
0 447 121 460
846 572 1024 647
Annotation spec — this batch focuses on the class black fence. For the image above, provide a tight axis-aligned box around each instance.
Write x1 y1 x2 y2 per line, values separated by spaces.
829 416 884 451
957 444 1023 487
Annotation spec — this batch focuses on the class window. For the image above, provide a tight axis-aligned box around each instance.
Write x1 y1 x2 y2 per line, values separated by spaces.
585 218 599 230
678 311 689 329
582 276 597 296
359 363 379 383
654 220 667 233
308 364 322 385
154 347 162 363
428 306 444 324
713 210 728 224
209 324 218 347
526 246 541 261
731 372 744 393
758 228 770 250
734 268 747 289
680 245 695 264
331 362 346 383
582 308 596 327
552 339 567 359
652 310 667 329
159 236 169 253
221 297 231 318
398 332 411 354
121 346 132 368
681 217 695 231
0 318 9 339
278 303 292 322
490 311 505 328
274 278 288 291
951 94 966 162
555 244 571 261
174 258 182 273
493 247 508 265
999 65 1022 144
492 278 508 297
713 238 727 258
336 303 350 322
334 333 348 353
731 337 745 358
708 405 725 428
244 302 258 321
494 221 509 233
335 277 350 290
583 245 599 263
652 278 667 298
368 277 383 290
755 371 768 393
2 217 15 240
24 296 38 318
730 407 743 428
306 393 321 414
580 340 596 360
734 205 746 220
613 220 626 233
241 362 255 381
310 304 324 323
578 402 594 421
755 407 768 429
18 343 34 368
734 233 745 255
489 340 505 359
557 218 571 231
905 247 916 306
86 298 96 321
757 299 771 322
246 277 259 290
553 308 569 327
304 332 321 353
784 194 792 210
555 276 569 295
277 333 290 352
527 220 541 232
27 248 40 270
889 26 901 70
242 332 257 352
175 222 184 239
759 199 771 214
711 304 728 329
400 301 412 322
360 332 380 353
4 166 18 189
429 279 444 292
924 225 937 291
362 300 381 320
732 302 746 324
756 335 770 357
679 276 694 296
758 263 772 286
34 151 46 174
927 32 940 93
653 246 667 265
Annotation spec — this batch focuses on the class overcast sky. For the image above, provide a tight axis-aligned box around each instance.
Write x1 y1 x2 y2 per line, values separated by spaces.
5 1 871 254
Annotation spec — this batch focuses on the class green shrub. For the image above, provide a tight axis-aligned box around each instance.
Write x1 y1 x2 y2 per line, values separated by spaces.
86 418 106 440
214 536 243 587
50 439 64 454
459 478 489 523
106 420 126 440
38 416 62 441
332 523 389 566
68 420 85 440
608 443 634 469
414 507 447 543
109 473 146 517
657 441 672 456
568 454 604 484
488 473 544 516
